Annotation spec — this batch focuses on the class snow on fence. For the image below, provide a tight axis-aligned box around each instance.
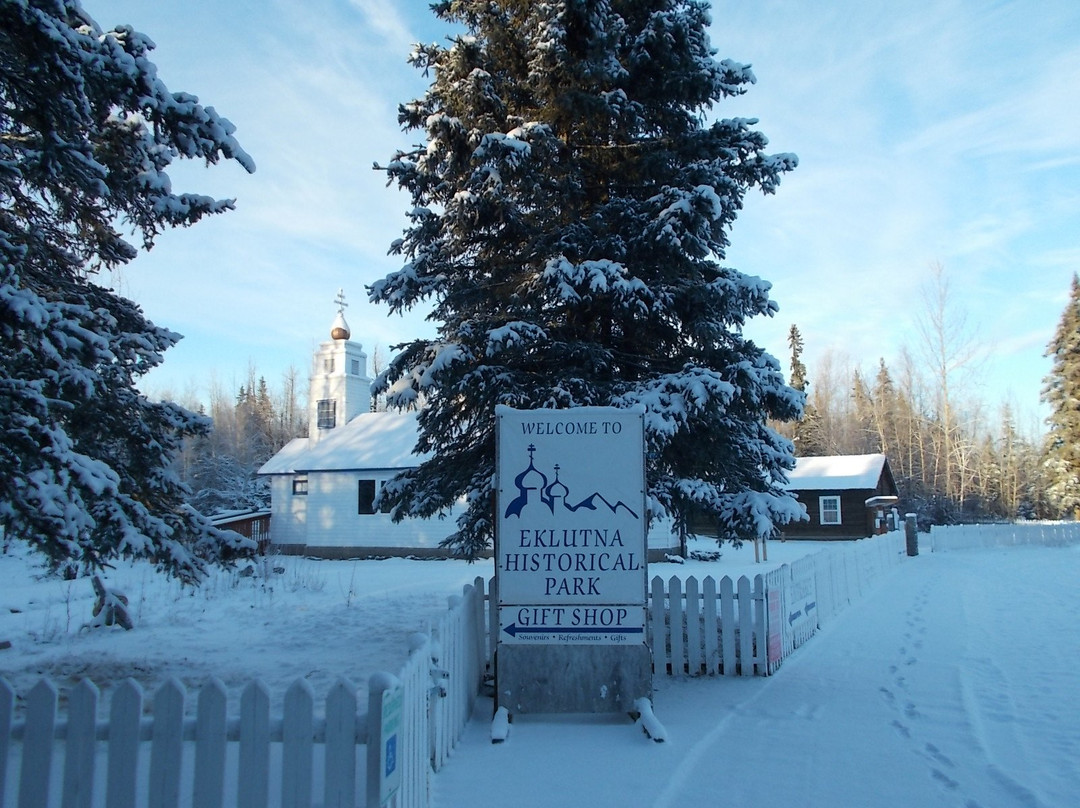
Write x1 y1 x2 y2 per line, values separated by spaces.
648 531 908 677
0 577 488 808
929 521 1080 552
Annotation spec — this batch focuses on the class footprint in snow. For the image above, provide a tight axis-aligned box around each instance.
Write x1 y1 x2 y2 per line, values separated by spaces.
932 768 960 790
925 743 953 768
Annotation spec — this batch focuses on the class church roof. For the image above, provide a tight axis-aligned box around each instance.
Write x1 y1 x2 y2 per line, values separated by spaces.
258 411 425 475
786 454 890 491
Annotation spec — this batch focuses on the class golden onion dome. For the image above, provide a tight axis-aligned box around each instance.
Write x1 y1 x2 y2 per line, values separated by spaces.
331 311 351 341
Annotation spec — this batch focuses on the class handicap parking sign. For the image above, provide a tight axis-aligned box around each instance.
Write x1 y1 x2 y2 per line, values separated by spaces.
385 735 397 778
379 686 403 805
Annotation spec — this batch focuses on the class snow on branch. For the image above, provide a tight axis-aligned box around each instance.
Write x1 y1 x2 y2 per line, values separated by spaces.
485 322 548 357
618 366 737 438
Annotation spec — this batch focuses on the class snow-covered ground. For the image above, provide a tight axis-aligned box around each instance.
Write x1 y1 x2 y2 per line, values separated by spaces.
2 539 1077 807
437 543 1079 808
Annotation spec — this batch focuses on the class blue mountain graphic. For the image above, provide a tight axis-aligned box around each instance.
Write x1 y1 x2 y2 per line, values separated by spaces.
565 492 638 519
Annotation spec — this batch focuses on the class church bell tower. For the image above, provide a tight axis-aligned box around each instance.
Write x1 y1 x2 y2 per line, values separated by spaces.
308 289 373 444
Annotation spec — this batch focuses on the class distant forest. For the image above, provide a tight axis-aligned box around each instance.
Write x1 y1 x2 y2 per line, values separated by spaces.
172 335 1054 531
777 325 1049 526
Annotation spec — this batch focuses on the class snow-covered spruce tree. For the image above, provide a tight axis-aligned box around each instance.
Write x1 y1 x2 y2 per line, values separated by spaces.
0 0 256 582
369 0 803 557
1041 273 1080 517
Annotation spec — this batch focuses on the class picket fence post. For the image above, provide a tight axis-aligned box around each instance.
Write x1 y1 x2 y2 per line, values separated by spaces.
107 679 142 808
62 678 98 808
20 679 56 808
0 677 12 808
280 679 314 808
239 681 271 808
650 576 666 675
702 576 719 674
324 679 357 808
737 576 754 676
668 576 684 675
753 574 767 674
685 576 702 675
719 575 736 675
149 678 184 808
194 678 229 808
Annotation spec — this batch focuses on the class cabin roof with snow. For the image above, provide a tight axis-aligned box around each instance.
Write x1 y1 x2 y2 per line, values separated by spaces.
786 453 893 491
258 411 425 475
781 453 899 540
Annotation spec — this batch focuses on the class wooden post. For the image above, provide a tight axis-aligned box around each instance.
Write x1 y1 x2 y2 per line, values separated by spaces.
905 513 919 556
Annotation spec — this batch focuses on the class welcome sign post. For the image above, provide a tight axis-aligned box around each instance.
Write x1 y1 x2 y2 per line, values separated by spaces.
495 405 652 714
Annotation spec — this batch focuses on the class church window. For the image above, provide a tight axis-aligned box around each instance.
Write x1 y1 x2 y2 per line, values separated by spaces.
292 477 308 496
323 357 335 373
351 359 361 376
317 399 336 429
358 479 377 515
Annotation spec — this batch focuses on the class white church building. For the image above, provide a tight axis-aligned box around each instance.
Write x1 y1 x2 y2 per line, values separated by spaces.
259 296 681 559
257 297 459 557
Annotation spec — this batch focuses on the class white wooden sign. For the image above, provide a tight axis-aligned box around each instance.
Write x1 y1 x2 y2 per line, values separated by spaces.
495 405 646 645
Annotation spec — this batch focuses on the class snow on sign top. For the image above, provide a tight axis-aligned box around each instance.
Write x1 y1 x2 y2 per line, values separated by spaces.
786 454 887 491
258 412 425 475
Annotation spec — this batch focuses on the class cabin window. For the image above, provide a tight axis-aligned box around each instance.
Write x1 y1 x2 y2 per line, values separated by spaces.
819 495 841 525
292 477 308 496
317 399 336 430
358 479 377 515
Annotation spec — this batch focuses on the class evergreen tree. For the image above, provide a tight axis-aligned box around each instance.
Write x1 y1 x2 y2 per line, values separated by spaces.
787 325 807 393
783 323 820 455
370 0 802 556
1041 273 1080 517
870 358 897 460
0 0 256 581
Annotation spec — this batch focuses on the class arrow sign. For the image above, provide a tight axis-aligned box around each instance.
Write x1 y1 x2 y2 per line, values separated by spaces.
805 600 816 613
502 623 644 638
788 609 803 625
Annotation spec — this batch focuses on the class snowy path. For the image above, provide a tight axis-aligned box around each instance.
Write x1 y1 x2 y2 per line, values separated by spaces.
434 546 1079 808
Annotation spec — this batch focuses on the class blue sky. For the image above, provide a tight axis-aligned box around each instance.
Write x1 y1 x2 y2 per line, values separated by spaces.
85 0 1080 433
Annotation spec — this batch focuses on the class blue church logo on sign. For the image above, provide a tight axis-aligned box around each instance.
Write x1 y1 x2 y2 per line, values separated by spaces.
503 444 639 520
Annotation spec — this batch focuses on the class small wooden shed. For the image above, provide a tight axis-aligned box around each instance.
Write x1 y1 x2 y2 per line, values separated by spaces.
783 454 899 540
210 509 272 552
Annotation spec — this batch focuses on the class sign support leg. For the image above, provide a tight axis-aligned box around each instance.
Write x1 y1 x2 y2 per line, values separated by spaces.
631 697 667 742
491 705 511 744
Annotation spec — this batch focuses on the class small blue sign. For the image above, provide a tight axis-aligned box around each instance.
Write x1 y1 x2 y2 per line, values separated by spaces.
380 686 403 805
385 735 397 778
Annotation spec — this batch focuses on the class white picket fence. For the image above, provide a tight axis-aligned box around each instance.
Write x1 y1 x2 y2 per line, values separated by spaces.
3 533 929 807
648 531 908 677
649 572 769 676
1 577 488 808
929 521 1080 551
